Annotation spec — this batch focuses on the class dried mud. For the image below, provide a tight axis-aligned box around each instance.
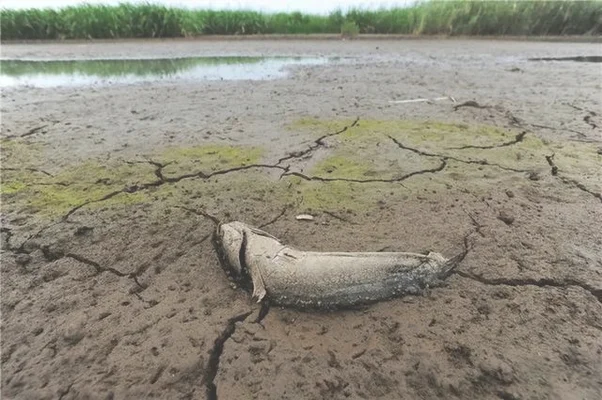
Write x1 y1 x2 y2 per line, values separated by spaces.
1 40 601 400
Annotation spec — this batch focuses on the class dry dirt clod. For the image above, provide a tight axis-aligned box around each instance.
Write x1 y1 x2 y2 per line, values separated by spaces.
453 100 489 111
15 253 32 266
63 324 85 345
498 211 515 226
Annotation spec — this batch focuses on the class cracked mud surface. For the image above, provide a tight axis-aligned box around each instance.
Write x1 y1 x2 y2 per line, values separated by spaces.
2 40 602 399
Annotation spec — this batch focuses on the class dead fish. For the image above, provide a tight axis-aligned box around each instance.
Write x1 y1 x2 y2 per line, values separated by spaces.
213 221 456 309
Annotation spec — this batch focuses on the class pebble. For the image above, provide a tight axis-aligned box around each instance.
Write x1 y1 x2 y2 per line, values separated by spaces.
15 254 31 266
63 323 85 345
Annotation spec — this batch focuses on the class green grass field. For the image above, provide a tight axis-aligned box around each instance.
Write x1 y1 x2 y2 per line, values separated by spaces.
1 1 600 40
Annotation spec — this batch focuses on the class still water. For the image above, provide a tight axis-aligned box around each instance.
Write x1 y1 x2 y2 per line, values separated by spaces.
0 56 332 88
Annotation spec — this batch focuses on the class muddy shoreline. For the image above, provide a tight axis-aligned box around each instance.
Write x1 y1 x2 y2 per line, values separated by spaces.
1 40 601 400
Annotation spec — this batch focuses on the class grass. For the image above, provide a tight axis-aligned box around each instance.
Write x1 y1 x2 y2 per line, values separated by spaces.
1 1 600 40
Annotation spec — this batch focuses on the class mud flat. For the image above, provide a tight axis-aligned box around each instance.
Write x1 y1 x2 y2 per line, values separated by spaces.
1 39 601 399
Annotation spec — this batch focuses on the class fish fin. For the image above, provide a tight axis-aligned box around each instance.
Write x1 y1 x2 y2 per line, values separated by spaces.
426 252 447 263
249 227 281 242
248 261 267 302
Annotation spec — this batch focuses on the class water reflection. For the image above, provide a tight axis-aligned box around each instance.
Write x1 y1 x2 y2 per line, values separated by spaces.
0 56 331 87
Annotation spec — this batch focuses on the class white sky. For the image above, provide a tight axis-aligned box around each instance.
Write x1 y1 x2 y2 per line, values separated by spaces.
0 0 415 14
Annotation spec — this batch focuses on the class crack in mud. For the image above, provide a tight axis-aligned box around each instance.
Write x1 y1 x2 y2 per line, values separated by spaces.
258 206 289 229
455 270 602 304
583 115 598 129
52 251 155 290
452 100 530 133
1 227 15 251
448 157 529 173
204 311 253 400
387 135 532 174
448 131 527 150
131 274 147 289
14 221 64 254
284 159 447 183
464 210 486 237
57 383 74 400
5 124 49 139
545 154 559 176
439 229 475 281
451 100 595 139
323 210 358 224
29 181 70 187
529 56 602 63
565 103 597 115
147 160 168 181
63 252 162 306
59 164 289 224
277 117 360 165
64 253 127 277
558 176 602 202
564 103 598 129
63 190 124 221
3 118 64 140
1 167 55 177
125 159 172 181
175 206 221 226
545 154 601 202
528 123 587 138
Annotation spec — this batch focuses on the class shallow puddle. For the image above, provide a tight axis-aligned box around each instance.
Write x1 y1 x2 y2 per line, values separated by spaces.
528 55 602 63
0 56 332 87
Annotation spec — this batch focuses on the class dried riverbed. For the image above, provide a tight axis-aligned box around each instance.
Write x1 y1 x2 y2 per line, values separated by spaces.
1 39 601 400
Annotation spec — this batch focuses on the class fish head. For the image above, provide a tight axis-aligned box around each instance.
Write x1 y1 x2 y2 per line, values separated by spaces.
214 221 249 279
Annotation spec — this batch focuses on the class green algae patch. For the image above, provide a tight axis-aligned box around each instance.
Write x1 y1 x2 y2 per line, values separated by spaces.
158 144 264 178
3 160 156 217
286 176 402 212
1 179 27 195
312 156 380 179
2 144 266 219
546 141 602 179
144 170 296 221
283 118 571 210
4 120 599 226
290 118 549 177
1 139 45 168
56 161 156 187
288 118 358 138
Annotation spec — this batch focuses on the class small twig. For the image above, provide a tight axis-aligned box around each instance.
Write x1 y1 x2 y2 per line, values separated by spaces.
453 100 489 111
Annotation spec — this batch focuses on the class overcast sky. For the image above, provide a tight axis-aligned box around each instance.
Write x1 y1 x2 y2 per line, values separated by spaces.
0 0 415 14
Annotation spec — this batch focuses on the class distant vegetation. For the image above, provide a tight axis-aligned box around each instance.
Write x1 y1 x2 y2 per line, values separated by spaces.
1 1 600 40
